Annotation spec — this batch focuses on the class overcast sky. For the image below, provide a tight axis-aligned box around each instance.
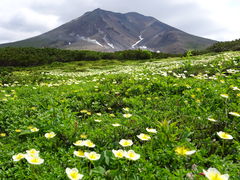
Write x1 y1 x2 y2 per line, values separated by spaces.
0 0 239 43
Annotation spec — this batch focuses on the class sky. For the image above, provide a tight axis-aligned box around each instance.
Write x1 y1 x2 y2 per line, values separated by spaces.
0 0 239 43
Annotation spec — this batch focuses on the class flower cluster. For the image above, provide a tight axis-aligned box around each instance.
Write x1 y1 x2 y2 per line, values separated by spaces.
12 149 44 165
112 149 140 160
73 139 95 148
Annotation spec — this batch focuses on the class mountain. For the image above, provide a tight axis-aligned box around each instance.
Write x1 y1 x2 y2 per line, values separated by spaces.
0 8 216 54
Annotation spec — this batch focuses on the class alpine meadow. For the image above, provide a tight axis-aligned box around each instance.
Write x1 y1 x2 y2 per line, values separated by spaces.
0 5 240 180
0 51 239 179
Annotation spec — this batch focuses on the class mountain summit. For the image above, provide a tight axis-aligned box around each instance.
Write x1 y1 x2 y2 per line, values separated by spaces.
0 9 216 53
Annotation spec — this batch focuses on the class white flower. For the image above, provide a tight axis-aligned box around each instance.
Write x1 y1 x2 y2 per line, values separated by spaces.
112 149 124 158
217 131 233 140
137 133 151 141
84 152 101 160
231 86 240 91
73 140 85 146
73 150 85 158
26 149 39 157
229 112 240 117
123 113 132 118
119 139 133 147
207 117 217 122
220 94 229 98
124 150 140 160
25 155 44 165
84 140 95 148
146 128 157 133
203 167 229 180
112 123 121 127
123 107 130 112
94 119 102 122
66 168 84 180
12 153 25 161
30 127 39 132
44 132 56 139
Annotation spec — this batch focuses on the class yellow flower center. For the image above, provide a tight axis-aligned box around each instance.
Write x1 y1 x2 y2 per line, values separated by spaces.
209 173 223 180
70 172 79 179
116 152 123 157
129 152 135 158
16 154 24 160
142 134 150 139
86 141 94 146
221 132 229 138
123 141 130 146
30 157 40 163
77 151 84 156
89 154 97 159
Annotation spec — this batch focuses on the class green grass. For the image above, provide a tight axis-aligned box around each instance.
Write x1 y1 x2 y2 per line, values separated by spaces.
0 51 240 179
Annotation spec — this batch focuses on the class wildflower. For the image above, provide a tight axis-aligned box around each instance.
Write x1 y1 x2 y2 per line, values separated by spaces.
203 167 229 180
84 140 95 148
175 146 196 156
123 107 130 112
86 112 91 115
12 153 25 161
96 113 102 116
137 133 151 141
231 86 240 91
84 151 101 161
146 128 157 133
73 150 85 158
66 168 84 180
80 134 87 139
73 140 85 146
123 113 132 118
112 123 121 127
220 94 229 98
44 132 56 139
25 155 44 165
119 139 133 147
26 149 39 157
208 117 217 122
112 149 125 158
124 150 140 160
80 110 88 113
30 127 39 132
0 133 6 137
217 131 233 140
94 119 102 122
109 114 115 117
229 112 240 117
15 129 21 132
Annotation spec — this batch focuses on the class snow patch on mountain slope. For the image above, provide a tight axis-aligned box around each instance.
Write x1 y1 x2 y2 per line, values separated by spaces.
132 35 144 48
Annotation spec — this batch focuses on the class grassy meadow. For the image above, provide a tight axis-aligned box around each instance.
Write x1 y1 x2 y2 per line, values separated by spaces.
0 51 240 179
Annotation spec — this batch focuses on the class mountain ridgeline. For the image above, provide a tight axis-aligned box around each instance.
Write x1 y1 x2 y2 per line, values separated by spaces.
0 8 216 54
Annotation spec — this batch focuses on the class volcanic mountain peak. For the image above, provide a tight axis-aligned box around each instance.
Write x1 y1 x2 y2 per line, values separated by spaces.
0 8 216 53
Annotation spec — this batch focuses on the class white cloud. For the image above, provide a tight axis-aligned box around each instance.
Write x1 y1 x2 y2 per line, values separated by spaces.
0 0 239 43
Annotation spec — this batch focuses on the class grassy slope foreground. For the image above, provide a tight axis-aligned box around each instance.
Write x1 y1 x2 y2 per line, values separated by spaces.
0 52 240 179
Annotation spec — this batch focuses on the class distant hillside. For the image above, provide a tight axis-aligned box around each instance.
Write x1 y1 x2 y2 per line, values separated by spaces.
206 39 240 52
0 8 216 54
0 47 180 66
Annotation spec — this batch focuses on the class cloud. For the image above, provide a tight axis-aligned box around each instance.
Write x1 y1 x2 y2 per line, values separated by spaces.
0 0 239 43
